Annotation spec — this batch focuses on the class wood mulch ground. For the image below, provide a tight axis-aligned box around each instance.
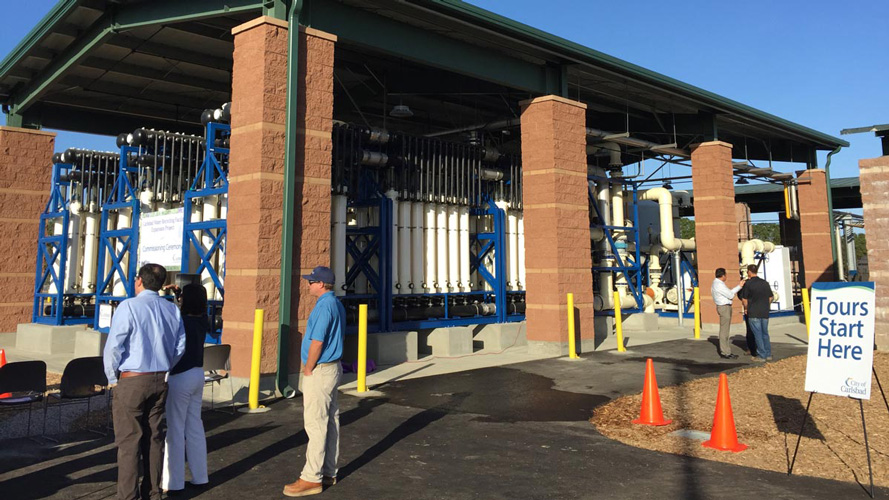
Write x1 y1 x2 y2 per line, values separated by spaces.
592 352 889 488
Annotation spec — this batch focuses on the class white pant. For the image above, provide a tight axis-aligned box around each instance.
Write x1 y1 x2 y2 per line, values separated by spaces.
162 367 208 490
300 361 341 482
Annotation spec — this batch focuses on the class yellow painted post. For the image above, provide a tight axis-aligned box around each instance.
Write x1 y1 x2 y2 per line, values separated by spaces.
783 185 791 219
693 286 701 339
567 293 577 359
613 291 625 352
802 287 811 337
248 309 264 410
357 304 368 392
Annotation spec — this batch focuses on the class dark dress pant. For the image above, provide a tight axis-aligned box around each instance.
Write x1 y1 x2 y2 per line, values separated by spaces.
112 373 168 500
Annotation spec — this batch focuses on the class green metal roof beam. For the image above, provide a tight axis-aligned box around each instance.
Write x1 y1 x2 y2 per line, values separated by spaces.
307 0 549 94
415 0 848 150
112 0 263 31
0 0 79 81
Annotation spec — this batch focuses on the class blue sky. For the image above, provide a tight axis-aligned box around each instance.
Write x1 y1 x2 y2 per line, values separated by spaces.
2 0 886 185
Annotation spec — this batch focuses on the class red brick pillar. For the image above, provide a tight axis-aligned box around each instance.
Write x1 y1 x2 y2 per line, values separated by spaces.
796 169 835 286
858 157 888 348
736 202 752 242
225 18 336 385
520 96 595 355
290 27 336 375
0 126 55 331
691 141 742 326
226 17 290 379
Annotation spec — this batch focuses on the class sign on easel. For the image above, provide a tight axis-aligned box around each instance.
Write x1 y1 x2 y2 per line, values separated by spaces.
804 282 876 399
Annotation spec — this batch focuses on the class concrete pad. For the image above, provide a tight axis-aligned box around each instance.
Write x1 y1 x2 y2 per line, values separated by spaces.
419 327 473 357
0 331 16 349
73 329 107 357
15 323 86 354
622 312 660 331
367 330 418 364
472 322 526 351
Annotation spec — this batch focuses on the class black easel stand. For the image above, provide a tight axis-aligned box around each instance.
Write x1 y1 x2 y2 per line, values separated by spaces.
788 369 889 499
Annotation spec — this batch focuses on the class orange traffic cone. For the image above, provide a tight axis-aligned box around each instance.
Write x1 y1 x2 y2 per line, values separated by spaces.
633 358 672 426
702 373 747 452
0 348 9 398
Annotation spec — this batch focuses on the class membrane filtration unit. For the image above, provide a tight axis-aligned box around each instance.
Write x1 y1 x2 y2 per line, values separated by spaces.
32 104 231 338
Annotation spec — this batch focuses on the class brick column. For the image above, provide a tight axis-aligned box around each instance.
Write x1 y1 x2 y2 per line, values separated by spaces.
796 169 835 286
0 126 55 331
859 157 889 348
691 141 741 325
289 27 336 376
520 96 594 355
735 202 752 242
226 17 290 378
225 17 336 383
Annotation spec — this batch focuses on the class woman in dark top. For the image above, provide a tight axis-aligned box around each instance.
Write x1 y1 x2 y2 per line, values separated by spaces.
162 284 209 493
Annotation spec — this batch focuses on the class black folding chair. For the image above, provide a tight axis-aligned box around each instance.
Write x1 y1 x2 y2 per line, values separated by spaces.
45 357 109 440
0 361 48 439
203 344 234 413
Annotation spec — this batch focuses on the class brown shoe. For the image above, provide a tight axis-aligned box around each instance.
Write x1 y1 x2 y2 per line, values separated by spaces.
283 479 323 497
322 476 337 486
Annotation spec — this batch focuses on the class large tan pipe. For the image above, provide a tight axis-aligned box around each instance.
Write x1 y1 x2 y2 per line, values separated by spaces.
640 187 696 252
738 239 776 276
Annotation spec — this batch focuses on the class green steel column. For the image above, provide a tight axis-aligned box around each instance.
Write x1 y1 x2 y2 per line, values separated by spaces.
823 146 842 279
276 0 303 397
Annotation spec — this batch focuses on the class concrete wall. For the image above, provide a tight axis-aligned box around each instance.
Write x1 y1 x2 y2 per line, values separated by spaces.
0 126 55 332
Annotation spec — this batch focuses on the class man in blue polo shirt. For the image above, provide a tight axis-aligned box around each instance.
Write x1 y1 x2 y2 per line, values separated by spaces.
284 266 345 497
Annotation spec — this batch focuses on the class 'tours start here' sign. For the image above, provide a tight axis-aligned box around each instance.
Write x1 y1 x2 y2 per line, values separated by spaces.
804 282 876 399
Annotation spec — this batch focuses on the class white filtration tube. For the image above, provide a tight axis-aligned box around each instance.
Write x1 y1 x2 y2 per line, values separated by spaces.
458 206 470 292
411 202 425 294
517 212 525 291
495 201 510 290
424 203 437 293
399 201 412 295
81 210 100 293
65 206 84 293
112 208 132 297
331 195 348 296
202 195 219 298
508 209 519 292
447 205 459 292
436 204 448 292
387 192 399 296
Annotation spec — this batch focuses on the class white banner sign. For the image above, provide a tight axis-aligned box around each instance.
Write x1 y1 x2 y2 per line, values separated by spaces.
804 282 875 399
138 208 184 271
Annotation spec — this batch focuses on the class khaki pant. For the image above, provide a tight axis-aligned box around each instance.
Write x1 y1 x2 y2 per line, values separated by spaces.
717 304 733 356
301 361 342 482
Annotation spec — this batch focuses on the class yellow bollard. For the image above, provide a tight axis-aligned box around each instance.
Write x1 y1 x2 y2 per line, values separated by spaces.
357 304 368 392
802 287 811 337
693 286 701 339
567 293 577 359
614 291 625 352
783 185 791 219
239 309 271 413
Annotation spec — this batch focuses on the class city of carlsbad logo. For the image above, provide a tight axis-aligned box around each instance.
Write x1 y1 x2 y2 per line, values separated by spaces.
842 377 868 395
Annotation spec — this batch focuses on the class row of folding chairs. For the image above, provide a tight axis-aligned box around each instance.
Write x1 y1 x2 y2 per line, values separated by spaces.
0 344 235 440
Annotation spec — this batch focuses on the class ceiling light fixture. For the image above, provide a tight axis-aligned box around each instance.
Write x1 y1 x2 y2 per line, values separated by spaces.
390 104 413 118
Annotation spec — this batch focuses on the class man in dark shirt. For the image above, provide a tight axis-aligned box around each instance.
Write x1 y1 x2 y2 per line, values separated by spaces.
738 264 774 362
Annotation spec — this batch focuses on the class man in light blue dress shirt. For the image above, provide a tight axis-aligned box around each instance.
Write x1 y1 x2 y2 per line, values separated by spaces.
103 263 186 500
711 267 745 359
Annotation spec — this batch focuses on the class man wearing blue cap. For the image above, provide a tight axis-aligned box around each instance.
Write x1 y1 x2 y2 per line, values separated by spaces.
284 266 346 497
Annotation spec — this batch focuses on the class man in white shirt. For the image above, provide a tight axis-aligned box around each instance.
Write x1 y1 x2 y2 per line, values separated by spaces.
710 268 745 359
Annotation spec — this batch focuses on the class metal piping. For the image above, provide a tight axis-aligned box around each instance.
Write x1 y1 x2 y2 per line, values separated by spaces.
824 146 842 281
277 0 303 399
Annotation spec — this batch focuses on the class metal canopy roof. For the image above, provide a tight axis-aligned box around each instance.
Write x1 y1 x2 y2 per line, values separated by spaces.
685 176 861 214
0 0 847 161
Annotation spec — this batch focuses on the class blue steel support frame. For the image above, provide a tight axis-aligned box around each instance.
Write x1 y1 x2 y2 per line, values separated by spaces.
182 122 229 342
94 146 141 332
343 196 388 333
32 162 73 324
589 176 644 315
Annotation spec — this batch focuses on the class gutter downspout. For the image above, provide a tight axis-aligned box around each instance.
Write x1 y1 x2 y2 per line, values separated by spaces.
824 146 842 280
276 0 303 398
